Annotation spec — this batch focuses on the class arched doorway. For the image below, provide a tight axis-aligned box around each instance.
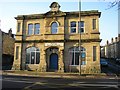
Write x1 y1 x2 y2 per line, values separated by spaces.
49 53 58 71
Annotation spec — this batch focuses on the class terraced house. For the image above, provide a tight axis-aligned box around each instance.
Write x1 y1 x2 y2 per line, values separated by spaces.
12 2 101 74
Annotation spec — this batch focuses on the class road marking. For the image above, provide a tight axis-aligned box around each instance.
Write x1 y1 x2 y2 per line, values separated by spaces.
68 83 118 88
1 79 33 84
75 81 118 84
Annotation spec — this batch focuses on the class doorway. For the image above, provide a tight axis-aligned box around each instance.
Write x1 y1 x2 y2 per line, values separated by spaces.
49 53 58 71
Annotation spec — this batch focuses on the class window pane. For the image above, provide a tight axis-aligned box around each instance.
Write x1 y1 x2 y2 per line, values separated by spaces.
93 46 97 61
16 46 19 59
75 53 79 65
51 22 58 34
72 53 74 65
70 22 76 33
26 47 40 64
36 52 40 64
93 19 96 29
26 53 30 64
81 52 85 58
28 24 33 35
34 24 40 34
71 28 76 33
17 23 21 32
78 21 84 27
82 61 86 65
31 52 35 64
78 21 84 33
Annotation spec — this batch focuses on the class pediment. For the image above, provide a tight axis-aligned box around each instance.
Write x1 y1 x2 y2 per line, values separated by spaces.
44 10 66 17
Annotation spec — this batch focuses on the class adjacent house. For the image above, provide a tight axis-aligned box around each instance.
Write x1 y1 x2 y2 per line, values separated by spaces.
12 2 101 74
101 34 120 59
0 29 15 70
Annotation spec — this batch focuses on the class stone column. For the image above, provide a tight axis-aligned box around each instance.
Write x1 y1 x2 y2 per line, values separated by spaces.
38 49 47 72
58 49 64 72
0 29 2 70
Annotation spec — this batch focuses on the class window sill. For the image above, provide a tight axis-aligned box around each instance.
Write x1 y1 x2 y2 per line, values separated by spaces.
69 65 86 66
26 34 43 37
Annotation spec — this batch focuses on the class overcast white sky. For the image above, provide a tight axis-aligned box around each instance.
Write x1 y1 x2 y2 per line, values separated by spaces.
0 0 119 46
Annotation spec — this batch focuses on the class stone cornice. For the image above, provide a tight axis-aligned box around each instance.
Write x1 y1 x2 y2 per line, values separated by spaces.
15 39 102 43
15 10 101 20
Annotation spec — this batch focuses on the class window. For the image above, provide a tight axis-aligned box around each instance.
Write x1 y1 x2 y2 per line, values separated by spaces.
51 22 58 34
34 23 40 35
28 24 33 35
16 46 19 60
70 22 76 33
93 19 96 29
78 21 84 33
93 46 97 61
17 23 21 32
26 47 40 64
69 47 86 65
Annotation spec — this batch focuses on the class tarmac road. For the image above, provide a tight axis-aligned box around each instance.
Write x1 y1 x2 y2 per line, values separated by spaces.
1 75 120 90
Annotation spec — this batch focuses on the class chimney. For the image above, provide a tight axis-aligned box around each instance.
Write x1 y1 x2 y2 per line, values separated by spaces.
8 28 12 37
107 40 109 45
118 34 120 41
111 38 114 43
115 37 117 42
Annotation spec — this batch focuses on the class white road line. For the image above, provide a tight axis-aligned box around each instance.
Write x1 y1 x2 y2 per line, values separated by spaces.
76 81 118 84
1 79 33 84
68 83 118 88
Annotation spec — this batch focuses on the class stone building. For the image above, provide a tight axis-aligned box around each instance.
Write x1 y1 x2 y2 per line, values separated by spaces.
12 2 101 74
0 29 15 70
101 34 120 59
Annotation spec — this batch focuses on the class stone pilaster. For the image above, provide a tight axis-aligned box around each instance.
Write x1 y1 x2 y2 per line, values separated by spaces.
0 30 2 70
38 50 47 72
58 49 64 72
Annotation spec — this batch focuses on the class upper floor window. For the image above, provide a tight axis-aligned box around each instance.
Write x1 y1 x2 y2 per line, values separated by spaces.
92 19 96 29
34 23 40 35
26 47 40 64
17 23 21 32
70 21 76 33
28 24 33 35
51 22 58 34
78 21 84 33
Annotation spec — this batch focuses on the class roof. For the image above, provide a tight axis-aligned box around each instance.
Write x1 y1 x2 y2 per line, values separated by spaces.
15 10 101 20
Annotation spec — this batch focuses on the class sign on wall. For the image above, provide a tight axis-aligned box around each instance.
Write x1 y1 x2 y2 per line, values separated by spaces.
45 43 64 47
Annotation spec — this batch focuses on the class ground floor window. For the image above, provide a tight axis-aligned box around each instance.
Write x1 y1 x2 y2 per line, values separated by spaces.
69 47 86 65
26 47 40 64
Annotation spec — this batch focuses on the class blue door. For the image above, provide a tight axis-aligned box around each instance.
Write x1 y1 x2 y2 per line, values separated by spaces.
49 53 58 70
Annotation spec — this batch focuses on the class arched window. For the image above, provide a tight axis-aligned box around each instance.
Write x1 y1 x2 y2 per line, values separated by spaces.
69 47 86 65
51 22 58 34
26 47 40 64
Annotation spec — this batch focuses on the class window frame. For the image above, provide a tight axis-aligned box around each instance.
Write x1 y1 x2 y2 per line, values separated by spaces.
70 21 77 33
17 23 21 32
34 23 40 35
28 24 33 35
16 46 19 60
78 21 85 33
51 22 58 34
26 47 40 64
93 46 97 61
69 47 86 66
92 19 96 30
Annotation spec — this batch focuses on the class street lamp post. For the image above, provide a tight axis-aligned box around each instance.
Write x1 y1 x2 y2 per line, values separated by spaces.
79 0 81 75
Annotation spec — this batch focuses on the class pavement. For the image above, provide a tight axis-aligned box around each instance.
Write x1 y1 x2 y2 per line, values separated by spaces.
1 70 119 79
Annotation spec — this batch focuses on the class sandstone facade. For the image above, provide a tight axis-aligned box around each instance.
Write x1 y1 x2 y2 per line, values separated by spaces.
12 2 101 74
